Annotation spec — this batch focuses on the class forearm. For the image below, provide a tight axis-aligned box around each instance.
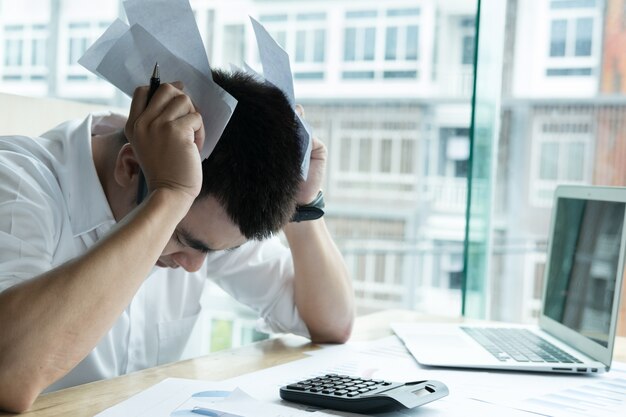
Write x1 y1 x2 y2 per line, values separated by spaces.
284 219 354 343
0 189 191 413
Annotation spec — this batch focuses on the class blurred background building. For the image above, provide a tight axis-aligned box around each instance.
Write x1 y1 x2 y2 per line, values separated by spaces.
1 0 624 351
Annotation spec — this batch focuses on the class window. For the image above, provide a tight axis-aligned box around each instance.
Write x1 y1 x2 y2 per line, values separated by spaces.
549 18 593 58
547 7 597 60
4 38 23 66
384 25 418 61
574 17 592 56
330 106 419 200
550 20 567 57
342 7 421 81
259 12 326 80
68 37 88 65
531 117 592 206
2 23 47 82
65 20 111 82
223 25 245 66
343 26 376 62
462 34 475 65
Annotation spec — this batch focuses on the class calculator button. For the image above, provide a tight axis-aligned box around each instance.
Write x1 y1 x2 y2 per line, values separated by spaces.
358 388 370 393
287 384 308 391
347 392 360 397
322 389 336 394
334 390 349 396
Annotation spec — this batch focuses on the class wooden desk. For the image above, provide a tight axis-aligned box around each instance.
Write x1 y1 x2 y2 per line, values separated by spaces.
4 310 626 416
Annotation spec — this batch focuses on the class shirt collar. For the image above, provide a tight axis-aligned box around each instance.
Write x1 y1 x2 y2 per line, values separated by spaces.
47 112 124 236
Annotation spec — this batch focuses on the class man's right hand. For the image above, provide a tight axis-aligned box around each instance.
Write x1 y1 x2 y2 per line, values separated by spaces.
125 83 205 203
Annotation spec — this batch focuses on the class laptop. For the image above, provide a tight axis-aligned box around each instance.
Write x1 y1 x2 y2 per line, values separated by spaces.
393 185 626 374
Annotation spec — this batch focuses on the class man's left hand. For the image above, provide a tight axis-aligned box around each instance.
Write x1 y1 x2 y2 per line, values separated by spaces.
296 105 326 205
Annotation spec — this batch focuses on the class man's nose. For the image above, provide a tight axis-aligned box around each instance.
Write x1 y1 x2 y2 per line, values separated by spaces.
172 252 206 272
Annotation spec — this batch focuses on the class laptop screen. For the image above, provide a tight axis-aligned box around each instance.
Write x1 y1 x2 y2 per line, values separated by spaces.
543 197 625 348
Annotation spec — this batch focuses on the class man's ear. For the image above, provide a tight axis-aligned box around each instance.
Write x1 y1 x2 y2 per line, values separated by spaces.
113 143 141 188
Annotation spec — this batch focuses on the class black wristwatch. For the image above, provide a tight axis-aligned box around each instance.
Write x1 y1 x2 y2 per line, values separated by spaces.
291 190 325 222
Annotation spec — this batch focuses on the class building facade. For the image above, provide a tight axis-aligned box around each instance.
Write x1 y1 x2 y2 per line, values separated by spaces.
0 0 478 331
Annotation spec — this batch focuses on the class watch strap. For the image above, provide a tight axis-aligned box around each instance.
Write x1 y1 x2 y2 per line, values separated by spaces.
291 190 325 222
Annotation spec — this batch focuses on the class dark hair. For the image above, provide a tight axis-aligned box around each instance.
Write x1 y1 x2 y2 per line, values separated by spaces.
201 69 302 240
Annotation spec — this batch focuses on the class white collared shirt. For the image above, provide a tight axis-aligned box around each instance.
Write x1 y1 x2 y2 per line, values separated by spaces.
0 113 308 392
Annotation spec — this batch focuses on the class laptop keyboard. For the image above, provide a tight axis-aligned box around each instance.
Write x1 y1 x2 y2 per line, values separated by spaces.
461 327 584 363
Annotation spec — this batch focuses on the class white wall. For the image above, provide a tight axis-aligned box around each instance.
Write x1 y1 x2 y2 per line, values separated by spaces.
0 92 123 136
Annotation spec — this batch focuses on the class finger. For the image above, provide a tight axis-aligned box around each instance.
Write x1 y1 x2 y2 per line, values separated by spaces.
194 115 206 153
140 83 186 119
310 137 327 159
158 94 196 123
295 104 305 118
125 86 150 139
172 112 204 144
171 81 184 90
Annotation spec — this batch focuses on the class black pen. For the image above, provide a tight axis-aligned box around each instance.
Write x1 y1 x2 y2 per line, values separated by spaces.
136 62 160 205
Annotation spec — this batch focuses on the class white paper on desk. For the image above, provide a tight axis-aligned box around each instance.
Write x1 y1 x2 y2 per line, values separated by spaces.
249 18 312 180
219 338 535 416
305 337 626 417
94 377 337 417
95 378 233 417
476 367 626 417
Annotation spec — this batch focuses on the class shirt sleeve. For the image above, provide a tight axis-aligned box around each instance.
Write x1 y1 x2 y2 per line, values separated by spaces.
204 236 311 338
0 144 62 293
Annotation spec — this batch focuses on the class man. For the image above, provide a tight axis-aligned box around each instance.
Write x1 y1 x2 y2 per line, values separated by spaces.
0 70 354 413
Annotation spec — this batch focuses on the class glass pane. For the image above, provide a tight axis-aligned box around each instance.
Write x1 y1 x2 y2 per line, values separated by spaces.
400 139 413 174
550 19 567 57
405 25 419 60
313 29 325 62
381 139 392 172
462 35 475 65
4 39 23 66
31 38 46 66
359 138 372 171
566 143 585 180
539 142 559 180
295 30 306 62
468 0 626 337
464 0 506 318
575 17 593 56
363 27 376 61
385 27 398 61
344 27 356 61
340 138 351 171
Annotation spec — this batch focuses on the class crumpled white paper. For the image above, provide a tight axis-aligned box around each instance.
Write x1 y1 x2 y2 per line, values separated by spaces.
79 0 311 178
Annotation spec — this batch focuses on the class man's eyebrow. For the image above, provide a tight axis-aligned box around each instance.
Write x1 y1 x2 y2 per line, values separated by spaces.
178 227 213 254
